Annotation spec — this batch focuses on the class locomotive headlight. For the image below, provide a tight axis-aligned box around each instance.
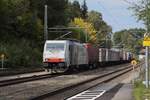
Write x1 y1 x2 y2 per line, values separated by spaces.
45 58 48 61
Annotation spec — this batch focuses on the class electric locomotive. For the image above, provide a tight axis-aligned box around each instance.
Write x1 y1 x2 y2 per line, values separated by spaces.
43 40 88 73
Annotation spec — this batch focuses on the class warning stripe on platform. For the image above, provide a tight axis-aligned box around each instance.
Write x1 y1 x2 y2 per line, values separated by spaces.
67 89 106 100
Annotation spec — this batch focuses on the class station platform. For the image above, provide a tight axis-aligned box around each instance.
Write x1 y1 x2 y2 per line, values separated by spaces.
111 67 141 100
112 84 134 100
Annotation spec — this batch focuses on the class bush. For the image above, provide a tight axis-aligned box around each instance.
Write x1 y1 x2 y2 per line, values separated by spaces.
133 81 150 100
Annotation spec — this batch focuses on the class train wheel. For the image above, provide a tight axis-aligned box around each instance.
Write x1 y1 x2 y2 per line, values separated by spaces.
93 63 97 69
44 69 50 72
89 64 93 69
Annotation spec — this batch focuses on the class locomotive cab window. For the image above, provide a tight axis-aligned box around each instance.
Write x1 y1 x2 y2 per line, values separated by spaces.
46 43 64 51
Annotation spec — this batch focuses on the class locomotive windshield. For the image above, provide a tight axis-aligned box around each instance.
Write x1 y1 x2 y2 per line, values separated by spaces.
46 43 64 51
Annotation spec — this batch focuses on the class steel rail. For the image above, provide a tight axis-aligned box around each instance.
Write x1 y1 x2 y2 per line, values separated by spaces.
0 73 62 87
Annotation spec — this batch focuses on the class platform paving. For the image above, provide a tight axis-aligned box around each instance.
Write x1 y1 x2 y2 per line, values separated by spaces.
111 84 134 100
111 67 141 100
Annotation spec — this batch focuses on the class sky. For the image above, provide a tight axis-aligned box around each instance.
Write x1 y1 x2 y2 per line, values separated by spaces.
71 0 145 32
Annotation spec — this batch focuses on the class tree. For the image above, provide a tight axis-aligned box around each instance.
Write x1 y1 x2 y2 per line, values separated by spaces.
81 0 88 19
66 0 82 21
72 1 82 18
131 0 150 31
70 17 97 43
87 11 112 44
113 28 146 53
0 0 9 40
87 11 103 30
0 0 43 67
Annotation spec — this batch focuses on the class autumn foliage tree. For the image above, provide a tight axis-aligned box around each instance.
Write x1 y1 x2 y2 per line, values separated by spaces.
70 18 97 43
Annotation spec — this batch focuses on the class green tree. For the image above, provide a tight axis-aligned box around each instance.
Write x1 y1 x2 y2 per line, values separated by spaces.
67 0 82 20
0 0 9 40
42 0 69 27
81 0 88 19
87 10 112 45
131 0 150 31
87 11 103 30
113 28 145 54
0 0 43 67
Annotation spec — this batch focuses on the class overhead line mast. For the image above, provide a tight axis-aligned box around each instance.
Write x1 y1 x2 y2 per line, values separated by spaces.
44 5 48 41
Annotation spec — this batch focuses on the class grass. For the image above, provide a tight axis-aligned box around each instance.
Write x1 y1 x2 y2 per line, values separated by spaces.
134 81 150 100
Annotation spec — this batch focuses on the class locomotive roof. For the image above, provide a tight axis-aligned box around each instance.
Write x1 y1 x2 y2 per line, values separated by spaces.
46 40 80 43
46 40 67 43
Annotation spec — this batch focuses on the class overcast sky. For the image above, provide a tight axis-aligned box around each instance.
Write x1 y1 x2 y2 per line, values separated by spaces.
71 0 145 32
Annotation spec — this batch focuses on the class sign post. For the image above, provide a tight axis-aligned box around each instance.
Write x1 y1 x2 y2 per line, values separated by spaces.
143 35 150 88
1 54 4 69
131 60 137 84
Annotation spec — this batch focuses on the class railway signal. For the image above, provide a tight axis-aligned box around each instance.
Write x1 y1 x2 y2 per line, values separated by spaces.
131 60 137 66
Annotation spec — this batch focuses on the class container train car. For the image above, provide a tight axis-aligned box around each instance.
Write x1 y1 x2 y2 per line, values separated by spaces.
84 43 99 68
43 40 133 73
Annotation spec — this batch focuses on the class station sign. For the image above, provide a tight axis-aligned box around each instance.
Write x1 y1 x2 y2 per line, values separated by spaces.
143 37 150 46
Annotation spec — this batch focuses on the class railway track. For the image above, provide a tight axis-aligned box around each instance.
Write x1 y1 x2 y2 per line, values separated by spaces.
0 63 143 100
30 63 142 100
0 73 62 87
0 63 130 87
0 68 44 77
0 67 93 87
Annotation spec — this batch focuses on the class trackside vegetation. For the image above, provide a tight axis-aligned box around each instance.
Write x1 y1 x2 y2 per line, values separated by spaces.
134 81 150 100
131 1 150 99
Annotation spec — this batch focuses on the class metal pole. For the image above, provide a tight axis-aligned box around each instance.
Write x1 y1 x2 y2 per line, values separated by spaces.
85 30 87 43
132 65 135 84
44 5 48 41
1 57 4 69
106 35 108 48
1 55 4 69
145 0 149 88
145 47 149 88
86 33 87 43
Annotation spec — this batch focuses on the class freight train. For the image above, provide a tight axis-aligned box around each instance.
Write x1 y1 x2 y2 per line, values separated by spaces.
43 40 132 73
